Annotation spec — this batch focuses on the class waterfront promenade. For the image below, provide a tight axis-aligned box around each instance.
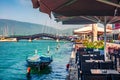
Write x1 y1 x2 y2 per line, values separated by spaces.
66 50 78 80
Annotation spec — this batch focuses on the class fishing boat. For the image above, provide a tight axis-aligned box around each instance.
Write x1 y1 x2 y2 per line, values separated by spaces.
26 49 53 70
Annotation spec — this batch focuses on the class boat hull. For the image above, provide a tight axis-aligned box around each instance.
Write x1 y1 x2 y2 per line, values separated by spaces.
0 38 17 42
26 56 53 69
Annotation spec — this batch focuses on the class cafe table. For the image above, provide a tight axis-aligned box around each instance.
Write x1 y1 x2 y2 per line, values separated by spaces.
91 69 119 74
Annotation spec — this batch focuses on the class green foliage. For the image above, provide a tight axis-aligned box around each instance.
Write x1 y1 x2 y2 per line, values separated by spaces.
83 40 104 49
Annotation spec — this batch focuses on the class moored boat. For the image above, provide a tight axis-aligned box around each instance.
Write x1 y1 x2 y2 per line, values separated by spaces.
0 37 17 42
26 50 53 70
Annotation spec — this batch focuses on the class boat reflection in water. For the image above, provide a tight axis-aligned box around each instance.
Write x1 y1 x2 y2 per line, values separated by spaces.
30 66 52 74
26 66 52 80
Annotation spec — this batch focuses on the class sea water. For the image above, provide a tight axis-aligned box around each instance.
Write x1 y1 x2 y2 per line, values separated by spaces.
0 40 72 80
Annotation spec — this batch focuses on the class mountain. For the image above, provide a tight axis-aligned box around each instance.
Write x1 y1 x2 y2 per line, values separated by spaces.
0 19 59 36
61 28 75 35
0 19 74 36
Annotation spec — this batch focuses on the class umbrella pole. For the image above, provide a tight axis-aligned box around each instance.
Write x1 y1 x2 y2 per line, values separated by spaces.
103 17 107 61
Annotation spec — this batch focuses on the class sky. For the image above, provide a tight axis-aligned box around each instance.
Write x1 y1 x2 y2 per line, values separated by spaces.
0 0 83 30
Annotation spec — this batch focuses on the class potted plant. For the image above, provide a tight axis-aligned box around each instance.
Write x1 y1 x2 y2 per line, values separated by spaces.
83 40 104 53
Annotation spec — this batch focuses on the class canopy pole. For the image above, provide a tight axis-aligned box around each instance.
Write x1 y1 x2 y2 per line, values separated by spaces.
92 24 98 42
104 16 107 61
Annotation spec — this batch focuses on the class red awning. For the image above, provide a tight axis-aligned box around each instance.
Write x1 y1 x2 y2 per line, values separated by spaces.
31 0 120 24
32 0 71 16
31 0 120 16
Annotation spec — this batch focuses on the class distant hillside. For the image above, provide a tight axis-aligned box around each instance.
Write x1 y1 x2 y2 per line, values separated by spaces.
61 28 75 35
0 19 75 36
0 19 60 35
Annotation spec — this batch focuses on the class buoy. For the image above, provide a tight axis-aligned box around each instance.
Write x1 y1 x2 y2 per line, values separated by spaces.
66 63 70 71
27 67 31 73
26 67 31 78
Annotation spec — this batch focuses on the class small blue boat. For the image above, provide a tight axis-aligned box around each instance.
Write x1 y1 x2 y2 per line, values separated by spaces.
26 49 53 70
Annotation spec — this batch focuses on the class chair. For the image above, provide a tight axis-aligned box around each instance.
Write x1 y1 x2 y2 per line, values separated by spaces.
93 55 104 60
111 74 120 80
100 61 114 69
94 51 100 55
82 74 107 80
79 48 85 52
81 62 98 74
81 55 90 62
86 48 93 54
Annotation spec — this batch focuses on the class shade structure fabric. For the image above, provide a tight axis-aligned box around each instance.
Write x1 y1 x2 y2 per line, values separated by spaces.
31 0 120 16
55 16 96 24
31 0 71 16
112 29 120 34
31 0 120 24
74 24 112 34
54 15 120 24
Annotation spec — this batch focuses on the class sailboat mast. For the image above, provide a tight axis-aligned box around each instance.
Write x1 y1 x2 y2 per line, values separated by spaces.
47 45 50 53
4 25 8 37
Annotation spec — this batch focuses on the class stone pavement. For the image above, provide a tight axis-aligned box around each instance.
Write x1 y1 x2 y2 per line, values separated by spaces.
66 50 79 80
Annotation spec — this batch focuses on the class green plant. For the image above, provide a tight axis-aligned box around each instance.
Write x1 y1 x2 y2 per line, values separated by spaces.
83 41 104 49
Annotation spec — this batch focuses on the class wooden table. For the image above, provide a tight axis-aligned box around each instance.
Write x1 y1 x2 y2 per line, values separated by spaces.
82 54 97 57
85 60 104 63
91 69 119 74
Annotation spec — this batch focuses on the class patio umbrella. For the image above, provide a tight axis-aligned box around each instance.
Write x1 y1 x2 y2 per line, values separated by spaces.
54 16 120 24
54 16 96 24
31 0 120 61
31 0 120 16
74 24 112 34
74 24 112 41
31 0 74 16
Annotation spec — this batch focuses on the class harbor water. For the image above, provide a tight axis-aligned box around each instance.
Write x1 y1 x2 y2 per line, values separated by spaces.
0 40 72 80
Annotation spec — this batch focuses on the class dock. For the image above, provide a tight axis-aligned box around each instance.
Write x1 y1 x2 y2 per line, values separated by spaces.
67 58 78 80
66 46 79 80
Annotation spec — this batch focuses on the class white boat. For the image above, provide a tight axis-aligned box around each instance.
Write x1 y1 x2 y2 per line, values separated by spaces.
26 50 53 69
28 38 32 42
0 25 17 42
56 39 59 42
0 37 17 42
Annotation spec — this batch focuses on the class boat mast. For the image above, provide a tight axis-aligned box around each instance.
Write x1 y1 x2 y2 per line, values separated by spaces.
47 46 50 53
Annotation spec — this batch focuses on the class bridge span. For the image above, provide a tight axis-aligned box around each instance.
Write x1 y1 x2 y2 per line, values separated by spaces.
8 33 72 41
